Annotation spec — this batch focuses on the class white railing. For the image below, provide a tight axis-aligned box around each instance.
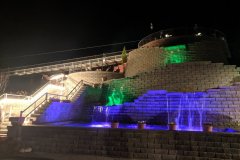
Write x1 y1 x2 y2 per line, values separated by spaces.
0 93 31 102
0 50 131 76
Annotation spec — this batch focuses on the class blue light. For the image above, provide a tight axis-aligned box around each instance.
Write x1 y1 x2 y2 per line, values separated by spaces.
37 102 77 123
93 90 210 131
223 128 240 133
41 89 240 133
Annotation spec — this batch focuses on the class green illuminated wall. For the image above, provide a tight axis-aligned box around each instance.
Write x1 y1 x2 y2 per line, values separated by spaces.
106 87 124 106
104 78 136 106
163 44 188 65
163 45 186 51
104 45 189 106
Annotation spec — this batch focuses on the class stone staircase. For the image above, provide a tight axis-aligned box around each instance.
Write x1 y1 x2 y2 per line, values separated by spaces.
24 101 52 125
70 85 87 102
24 84 87 125
28 85 87 125
0 117 10 138
0 78 87 137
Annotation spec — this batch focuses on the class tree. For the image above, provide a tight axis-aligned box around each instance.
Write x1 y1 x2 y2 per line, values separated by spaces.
0 71 9 95
121 46 127 64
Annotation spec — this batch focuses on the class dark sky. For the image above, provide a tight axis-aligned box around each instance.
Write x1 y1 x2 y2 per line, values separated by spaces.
0 1 240 68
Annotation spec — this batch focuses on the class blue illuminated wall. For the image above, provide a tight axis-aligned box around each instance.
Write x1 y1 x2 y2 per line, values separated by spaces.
94 86 240 129
35 86 103 124
35 84 240 129
94 90 208 127
36 102 82 123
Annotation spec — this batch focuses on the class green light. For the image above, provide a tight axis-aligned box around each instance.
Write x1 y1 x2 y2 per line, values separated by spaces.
163 45 186 51
164 52 187 64
106 87 124 106
163 44 188 64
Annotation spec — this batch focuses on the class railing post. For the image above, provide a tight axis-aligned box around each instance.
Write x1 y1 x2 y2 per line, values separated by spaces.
20 111 23 118
10 106 12 117
45 93 48 101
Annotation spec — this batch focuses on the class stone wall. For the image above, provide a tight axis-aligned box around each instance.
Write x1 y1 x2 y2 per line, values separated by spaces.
69 71 123 84
35 102 82 123
8 126 240 159
35 85 104 124
126 40 229 77
106 62 240 104
100 84 240 129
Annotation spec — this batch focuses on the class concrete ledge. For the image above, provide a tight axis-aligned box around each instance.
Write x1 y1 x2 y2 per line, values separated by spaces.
7 125 240 159
0 152 132 160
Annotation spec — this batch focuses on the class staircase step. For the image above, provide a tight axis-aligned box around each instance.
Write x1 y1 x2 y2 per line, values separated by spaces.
0 133 7 139
0 129 8 134
34 110 45 115
1 122 11 126
0 128 8 131
0 124 8 128
26 117 37 122
31 113 41 117
35 107 47 112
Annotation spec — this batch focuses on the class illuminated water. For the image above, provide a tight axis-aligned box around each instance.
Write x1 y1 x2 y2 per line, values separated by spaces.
48 121 239 133
169 92 207 130
93 91 208 131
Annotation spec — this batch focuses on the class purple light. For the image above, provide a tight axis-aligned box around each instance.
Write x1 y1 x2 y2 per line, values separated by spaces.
51 122 238 133
89 123 110 128
93 90 208 131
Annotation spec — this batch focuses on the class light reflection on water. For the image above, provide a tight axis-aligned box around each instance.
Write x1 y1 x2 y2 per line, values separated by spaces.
48 122 239 133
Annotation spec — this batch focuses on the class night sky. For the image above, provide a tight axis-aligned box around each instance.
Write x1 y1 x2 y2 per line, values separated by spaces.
0 1 239 68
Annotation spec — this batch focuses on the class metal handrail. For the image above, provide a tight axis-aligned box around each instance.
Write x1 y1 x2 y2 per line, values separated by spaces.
0 93 31 102
30 81 51 98
0 81 62 102
67 76 78 85
0 49 132 75
20 93 47 117
66 80 83 100
82 80 95 86
23 95 48 118
21 93 68 118
12 50 121 70
20 79 86 119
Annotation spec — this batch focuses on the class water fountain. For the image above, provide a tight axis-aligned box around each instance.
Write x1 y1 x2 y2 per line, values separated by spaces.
168 91 207 131
91 90 208 131
92 105 111 122
172 92 205 131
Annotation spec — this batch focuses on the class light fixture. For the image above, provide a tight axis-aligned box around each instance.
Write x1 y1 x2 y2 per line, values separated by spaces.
195 32 202 36
49 73 66 80
165 34 172 38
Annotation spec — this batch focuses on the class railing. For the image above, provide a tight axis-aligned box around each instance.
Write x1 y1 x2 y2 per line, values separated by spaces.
30 81 51 98
0 93 31 102
0 49 132 76
67 76 78 85
0 81 64 103
82 80 95 86
66 80 83 100
20 93 67 118
19 80 85 120
138 27 225 47
20 93 48 118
